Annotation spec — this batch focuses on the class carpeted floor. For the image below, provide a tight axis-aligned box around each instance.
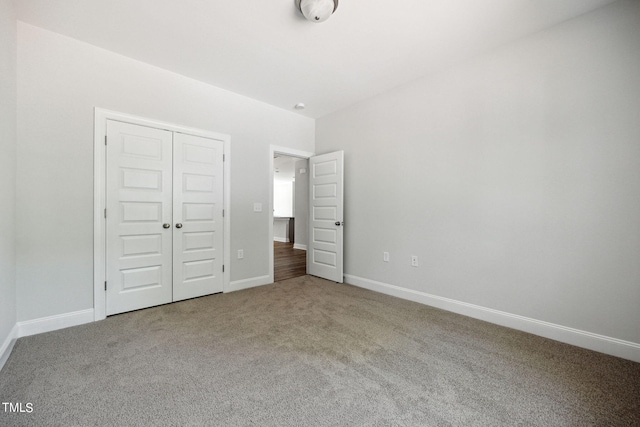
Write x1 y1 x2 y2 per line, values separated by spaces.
1 275 639 426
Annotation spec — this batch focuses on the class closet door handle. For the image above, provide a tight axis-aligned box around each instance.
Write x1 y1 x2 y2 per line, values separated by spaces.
163 223 171 229
175 223 183 229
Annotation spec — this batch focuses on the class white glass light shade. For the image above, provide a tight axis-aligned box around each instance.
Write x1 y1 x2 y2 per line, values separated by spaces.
298 0 338 23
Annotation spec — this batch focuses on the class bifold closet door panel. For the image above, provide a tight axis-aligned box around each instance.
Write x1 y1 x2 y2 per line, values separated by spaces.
172 133 224 302
105 120 174 316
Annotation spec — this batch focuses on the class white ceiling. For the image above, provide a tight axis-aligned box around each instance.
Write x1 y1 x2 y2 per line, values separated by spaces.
274 156 298 183
16 0 617 118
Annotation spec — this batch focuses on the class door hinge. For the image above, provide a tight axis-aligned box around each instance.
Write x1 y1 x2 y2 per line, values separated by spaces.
104 208 107 218
222 265 225 273
223 154 225 162
104 135 107 145
104 281 107 291
222 209 224 218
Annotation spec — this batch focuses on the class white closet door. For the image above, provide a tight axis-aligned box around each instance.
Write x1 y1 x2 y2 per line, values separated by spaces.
106 120 174 316
172 133 224 301
308 151 344 283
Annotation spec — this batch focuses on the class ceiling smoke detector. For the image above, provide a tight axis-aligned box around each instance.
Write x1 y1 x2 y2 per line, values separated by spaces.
295 0 339 23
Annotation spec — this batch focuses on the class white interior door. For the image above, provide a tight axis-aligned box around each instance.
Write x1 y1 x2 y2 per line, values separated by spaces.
172 133 224 301
106 121 225 315
308 151 344 283
106 120 174 315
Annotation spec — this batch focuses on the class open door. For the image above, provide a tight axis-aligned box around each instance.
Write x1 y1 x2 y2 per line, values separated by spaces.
307 151 344 283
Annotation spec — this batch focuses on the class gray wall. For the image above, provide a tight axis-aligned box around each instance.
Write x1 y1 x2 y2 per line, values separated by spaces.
0 0 17 350
316 0 640 344
294 159 309 248
16 23 314 322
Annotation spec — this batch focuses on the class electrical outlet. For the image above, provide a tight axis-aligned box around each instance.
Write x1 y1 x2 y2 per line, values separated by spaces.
237 249 244 259
253 203 262 212
411 255 418 267
383 252 390 262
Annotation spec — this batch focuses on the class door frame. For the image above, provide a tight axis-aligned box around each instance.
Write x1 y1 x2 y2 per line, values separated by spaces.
93 108 231 321
268 145 315 284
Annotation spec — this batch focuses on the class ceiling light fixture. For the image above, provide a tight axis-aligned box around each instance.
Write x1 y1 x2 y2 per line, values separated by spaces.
294 103 305 110
295 0 339 23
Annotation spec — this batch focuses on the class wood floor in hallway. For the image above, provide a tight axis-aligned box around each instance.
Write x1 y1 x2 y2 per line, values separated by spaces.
274 241 306 282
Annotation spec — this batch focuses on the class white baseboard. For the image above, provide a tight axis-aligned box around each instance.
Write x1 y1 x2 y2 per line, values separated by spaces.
344 274 640 363
0 324 19 372
274 237 289 243
293 243 307 251
17 309 95 338
227 275 272 293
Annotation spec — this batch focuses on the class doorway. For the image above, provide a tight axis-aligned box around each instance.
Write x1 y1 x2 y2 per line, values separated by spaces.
273 155 308 281
268 145 345 284
268 146 314 283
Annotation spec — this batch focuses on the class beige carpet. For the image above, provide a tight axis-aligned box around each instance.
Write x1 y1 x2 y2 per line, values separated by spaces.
1 275 638 426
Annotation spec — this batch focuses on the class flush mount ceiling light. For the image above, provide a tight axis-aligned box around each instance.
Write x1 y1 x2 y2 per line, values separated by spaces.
295 0 339 23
